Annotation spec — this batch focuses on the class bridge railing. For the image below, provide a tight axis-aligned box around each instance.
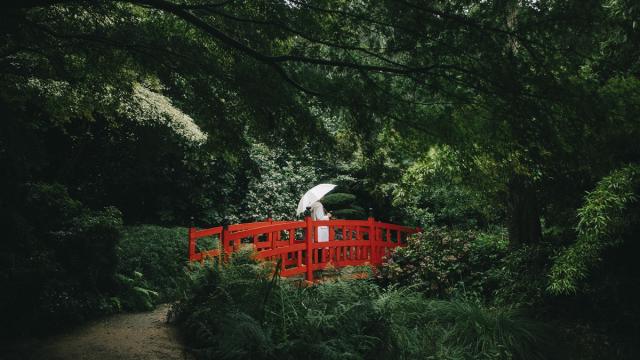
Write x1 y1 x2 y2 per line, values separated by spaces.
188 217 420 281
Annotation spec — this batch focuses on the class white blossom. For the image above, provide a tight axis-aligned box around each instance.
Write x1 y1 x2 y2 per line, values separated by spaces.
120 83 208 144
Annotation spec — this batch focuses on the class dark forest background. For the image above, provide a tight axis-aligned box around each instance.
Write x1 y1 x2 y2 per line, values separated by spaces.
1 1 639 359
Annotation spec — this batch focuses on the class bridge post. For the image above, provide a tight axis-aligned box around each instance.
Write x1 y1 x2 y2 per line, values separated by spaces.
305 214 313 282
267 217 273 249
217 226 224 264
221 219 231 257
368 216 377 265
188 227 196 261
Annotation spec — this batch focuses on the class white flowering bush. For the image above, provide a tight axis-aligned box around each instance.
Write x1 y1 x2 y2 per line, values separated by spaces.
16 76 207 146
119 83 207 144
240 143 321 221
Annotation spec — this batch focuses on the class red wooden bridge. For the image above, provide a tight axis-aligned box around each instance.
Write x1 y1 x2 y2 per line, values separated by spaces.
189 217 420 281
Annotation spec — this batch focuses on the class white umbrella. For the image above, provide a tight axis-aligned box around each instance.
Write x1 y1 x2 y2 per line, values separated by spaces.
296 183 337 216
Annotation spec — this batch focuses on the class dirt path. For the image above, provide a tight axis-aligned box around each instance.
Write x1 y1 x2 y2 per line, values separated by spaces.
5 304 192 360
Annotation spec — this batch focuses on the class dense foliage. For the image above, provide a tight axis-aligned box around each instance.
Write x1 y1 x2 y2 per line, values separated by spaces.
1 183 130 336
378 228 508 299
392 146 504 228
239 143 324 221
1 0 639 357
322 192 368 219
171 250 553 360
118 225 191 302
548 164 640 295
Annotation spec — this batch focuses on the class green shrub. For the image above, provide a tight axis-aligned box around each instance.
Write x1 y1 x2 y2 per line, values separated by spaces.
171 249 552 360
323 193 368 220
0 183 129 336
489 243 554 308
24 182 83 230
377 227 508 299
54 206 124 291
118 225 190 302
322 193 357 208
331 208 366 220
114 272 159 311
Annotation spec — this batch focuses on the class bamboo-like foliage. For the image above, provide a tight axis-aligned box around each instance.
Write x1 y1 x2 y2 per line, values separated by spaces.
548 164 640 295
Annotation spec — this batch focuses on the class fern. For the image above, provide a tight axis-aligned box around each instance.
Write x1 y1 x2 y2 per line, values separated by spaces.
173 249 552 360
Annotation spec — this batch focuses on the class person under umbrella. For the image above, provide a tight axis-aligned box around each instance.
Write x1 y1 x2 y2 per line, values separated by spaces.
296 183 336 217
297 183 336 263
310 201 332 242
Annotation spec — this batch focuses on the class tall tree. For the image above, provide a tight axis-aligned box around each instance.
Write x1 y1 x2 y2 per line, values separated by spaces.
3 0 639 246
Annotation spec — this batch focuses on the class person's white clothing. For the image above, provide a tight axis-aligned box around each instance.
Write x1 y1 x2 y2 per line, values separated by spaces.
310 201 330 242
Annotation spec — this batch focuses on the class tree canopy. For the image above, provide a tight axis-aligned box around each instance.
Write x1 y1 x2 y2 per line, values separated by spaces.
1 0 640 357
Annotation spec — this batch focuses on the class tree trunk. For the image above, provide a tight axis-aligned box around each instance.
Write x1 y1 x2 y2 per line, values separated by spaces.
507 174 542 247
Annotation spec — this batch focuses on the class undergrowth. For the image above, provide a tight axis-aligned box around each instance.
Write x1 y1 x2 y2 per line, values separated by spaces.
118 225 190 302
171 249 554 360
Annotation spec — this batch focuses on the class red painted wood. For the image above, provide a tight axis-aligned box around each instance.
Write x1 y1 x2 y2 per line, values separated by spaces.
191 227 222 238
188 227 196 261
188 217 419 280
305 216 313 281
